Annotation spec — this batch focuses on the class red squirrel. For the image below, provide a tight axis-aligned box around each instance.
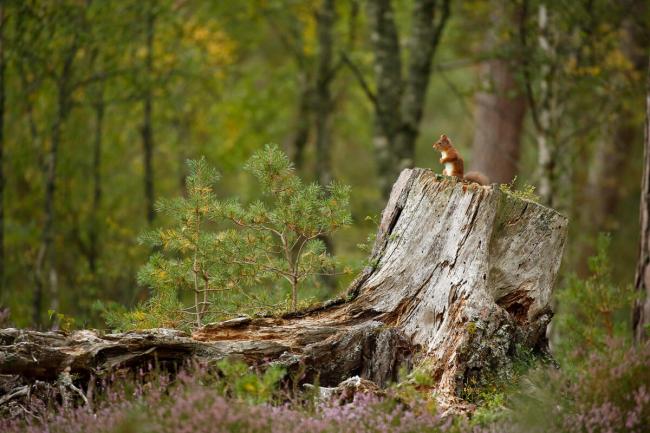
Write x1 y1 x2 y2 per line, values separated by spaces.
432 134 490 186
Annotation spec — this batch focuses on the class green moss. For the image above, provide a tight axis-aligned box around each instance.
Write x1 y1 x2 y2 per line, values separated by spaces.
461 345 545 426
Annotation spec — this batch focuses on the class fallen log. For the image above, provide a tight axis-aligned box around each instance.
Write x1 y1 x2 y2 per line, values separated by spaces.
0 169 567 399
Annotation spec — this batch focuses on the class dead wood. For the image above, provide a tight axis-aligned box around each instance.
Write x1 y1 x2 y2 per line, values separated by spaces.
0 169 567 400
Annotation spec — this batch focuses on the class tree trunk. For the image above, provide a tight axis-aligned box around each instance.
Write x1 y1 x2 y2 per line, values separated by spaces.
586 126 635 230
598 6 650 222
366 0 404 198
519 1 563 209
292 78 311 172
17 73 44 326
175 114 191 195
89 93 104 276
580 13 648 275
395 0 448 167
471 1 526 188
36 93 63 328
471 58 526 184
366 0 450 199
0 169 568 402
142 2 155 225
633 55 650 343
14 11 45 326
314 0 335 188
313 0 338 291
578 119 637 277
0 3 5 290
34 38 78 327
534 3 556 208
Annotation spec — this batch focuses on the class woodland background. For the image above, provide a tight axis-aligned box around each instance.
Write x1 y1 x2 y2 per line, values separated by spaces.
0 0 648 330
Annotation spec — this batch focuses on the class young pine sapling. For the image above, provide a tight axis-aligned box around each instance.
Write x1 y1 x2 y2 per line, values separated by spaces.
216 144 352 311
136 158 247 329
106 146 352 330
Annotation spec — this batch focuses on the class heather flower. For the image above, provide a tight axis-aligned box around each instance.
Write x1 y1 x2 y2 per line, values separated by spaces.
1 369 451 433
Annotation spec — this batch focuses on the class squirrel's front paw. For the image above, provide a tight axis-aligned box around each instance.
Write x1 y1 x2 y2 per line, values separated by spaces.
439 158 445 164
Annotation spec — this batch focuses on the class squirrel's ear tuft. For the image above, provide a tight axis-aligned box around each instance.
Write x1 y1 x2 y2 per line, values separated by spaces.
440 134 448 140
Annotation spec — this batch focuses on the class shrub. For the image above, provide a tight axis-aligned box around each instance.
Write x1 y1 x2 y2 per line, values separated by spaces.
102 145 352 331
503 339 650 433
214 359 286 404
461 345 543 427
1 364 453 433
562 339 650 432
469 236 645 432
553 233 636 365
102 157 242 330
216 143 352 312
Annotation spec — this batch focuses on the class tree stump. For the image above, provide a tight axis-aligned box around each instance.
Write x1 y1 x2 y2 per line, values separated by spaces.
0 169 567 400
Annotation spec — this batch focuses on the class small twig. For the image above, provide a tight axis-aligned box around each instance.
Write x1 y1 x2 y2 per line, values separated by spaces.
0 385 29 406
69 382 89 407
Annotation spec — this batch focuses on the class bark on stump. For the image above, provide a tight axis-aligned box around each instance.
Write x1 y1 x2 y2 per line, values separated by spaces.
0 169 567 399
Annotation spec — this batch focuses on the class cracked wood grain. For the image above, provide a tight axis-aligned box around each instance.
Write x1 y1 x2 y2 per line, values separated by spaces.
0 169 568 398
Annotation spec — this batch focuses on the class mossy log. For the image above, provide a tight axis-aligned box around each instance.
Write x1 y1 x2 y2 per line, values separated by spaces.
0 168 567 400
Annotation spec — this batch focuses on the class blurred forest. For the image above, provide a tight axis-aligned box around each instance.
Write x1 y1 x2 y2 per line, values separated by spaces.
0 0 648 329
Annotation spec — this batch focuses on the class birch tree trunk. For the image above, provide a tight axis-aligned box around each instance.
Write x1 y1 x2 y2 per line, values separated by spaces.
634 55 650 343
534 3 556 208
0 169 567 402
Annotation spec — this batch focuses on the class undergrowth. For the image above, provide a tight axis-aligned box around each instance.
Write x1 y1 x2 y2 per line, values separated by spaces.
4 338 648 433
462 345 545 426
1 360 453 433
98 145 352 331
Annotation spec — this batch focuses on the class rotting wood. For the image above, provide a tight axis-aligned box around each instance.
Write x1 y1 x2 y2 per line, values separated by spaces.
0 168 568 400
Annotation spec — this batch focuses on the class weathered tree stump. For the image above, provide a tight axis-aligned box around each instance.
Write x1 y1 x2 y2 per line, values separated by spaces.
0 169 567 400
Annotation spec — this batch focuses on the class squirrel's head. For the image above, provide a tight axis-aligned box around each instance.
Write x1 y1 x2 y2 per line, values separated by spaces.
433 134 452 151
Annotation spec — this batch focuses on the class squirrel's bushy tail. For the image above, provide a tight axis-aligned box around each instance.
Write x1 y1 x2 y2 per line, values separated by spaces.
464 171 490 186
